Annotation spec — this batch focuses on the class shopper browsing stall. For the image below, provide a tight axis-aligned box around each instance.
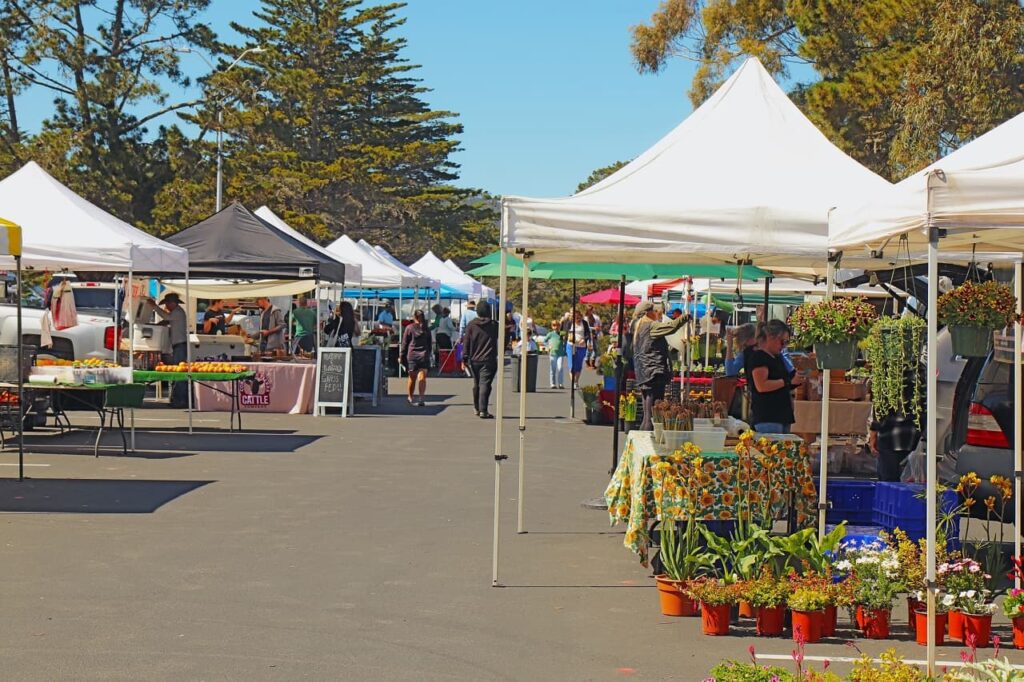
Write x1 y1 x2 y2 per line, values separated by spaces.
289 294 318 353
744 320 804 434
629 301 688 431
324 301 360 348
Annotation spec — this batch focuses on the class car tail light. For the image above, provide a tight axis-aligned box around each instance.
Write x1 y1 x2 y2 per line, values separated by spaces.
966 403 1010 448
104 326 120 351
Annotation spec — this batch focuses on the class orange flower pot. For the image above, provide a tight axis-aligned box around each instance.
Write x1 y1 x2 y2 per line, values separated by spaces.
1013 616 1024 649
791 610 822 643
962 613 992 648
701 603 731 636
655 576 697 617
860 607 891 639
914 609 947 646
949 610 964 642
855 604 866 630
738 600 756 619
822 605 837 638
755 606 785 636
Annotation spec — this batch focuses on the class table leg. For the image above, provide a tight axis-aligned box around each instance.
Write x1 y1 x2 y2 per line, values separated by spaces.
117 408 127 456
94 407 106 458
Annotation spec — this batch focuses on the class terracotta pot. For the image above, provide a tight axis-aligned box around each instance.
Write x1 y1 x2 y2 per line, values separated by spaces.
855 604 866 630
948 610 965 641
822 605 837 637
738 600 756 619
1013 616 1024 649
701 602 731 636
907 597 922 634
755 606 785 637
962 613 993 648
860 607 891 639
791 610 822 643
913 609 947 646
655 576 697 617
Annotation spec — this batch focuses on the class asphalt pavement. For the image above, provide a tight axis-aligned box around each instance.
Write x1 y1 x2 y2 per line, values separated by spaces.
1 363 1022 681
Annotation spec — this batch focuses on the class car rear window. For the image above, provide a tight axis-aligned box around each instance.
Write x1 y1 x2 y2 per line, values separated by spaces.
72 288 115 310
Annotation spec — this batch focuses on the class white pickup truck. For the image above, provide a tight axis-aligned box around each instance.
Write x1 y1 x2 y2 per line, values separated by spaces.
0 304 119 361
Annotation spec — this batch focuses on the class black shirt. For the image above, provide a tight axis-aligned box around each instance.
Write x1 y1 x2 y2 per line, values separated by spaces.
745 349 795 426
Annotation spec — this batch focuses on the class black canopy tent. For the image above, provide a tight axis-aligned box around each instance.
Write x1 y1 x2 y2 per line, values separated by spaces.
166 202 346 283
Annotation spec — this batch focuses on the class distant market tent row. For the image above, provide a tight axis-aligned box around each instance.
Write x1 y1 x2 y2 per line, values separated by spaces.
254 206 363 286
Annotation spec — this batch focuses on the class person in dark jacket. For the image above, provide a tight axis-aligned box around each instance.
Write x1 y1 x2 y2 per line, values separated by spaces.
402 309 432 406
630 301 688 430
462 301 499 418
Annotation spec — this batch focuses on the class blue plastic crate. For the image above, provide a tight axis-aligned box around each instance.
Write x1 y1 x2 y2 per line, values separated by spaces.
699 520 736 538
871 484 960 546
817 478 876 525
603 375 616 391
827 523 886 550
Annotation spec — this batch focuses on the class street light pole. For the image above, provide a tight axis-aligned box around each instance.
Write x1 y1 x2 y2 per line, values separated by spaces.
175 46 265 212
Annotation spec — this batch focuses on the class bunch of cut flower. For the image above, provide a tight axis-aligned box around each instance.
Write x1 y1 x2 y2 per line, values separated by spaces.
653 399 692 431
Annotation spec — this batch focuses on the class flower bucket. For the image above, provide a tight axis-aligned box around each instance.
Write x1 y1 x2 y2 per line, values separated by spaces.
950 326 994 358
655 576 696 617
1013 616 1024 649
962 613 992 648
914 609 947 646
653 421 664 442
859 607 890 639
791 610 822 643
700 603 731 636
755 606 785 636
855 604 866 630
949 610 964 641
738 600 755 619
907 597 922 634
822 604 837 637
814 339 858 370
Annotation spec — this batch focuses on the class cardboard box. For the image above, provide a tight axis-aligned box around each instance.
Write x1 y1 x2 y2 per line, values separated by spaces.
830 381 868 401
792 399 872 436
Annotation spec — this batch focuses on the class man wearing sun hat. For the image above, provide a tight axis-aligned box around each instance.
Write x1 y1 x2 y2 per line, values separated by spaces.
147 292 190 407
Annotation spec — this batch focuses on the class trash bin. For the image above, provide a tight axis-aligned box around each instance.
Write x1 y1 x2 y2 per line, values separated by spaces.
512 352 538 392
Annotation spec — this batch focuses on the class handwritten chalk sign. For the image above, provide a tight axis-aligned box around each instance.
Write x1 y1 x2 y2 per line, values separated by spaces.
314 347 352 416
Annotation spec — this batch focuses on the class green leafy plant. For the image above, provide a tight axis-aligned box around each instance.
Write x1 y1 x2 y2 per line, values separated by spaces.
937 280 1017 329
788 297 878 345
848 649 927 681
741 567 791 608
771 524 847 575
707 661 794 681
940 558 995 614
684 577 738 606
865 315 925 423
658 519 703 582
787 586 829 612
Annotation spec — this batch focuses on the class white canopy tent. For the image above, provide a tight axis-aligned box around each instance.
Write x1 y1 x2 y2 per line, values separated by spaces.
625 276 890 299
366 242 438 290
411 251 481 298
444 259 495 300
325 235 418 289
254 206 363 286
0 161 188 273
829 110 1024 675
502 58 890 266
490 57 896 590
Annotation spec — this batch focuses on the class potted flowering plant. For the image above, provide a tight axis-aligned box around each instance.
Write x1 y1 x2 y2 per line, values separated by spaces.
581 384 603 424
844 544 904 639
940 557 993 644
618 392 638 432
1007 557 1024 649
788 297 877 369
937 280 1017 357
741 568 791 637
786 586 829 643
911 590 955 646
685 577 738 636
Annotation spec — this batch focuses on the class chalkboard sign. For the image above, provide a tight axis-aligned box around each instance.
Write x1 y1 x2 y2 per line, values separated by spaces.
314 347 352 416
350 346 382 406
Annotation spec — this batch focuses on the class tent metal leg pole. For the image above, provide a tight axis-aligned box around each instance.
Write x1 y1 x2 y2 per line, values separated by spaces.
817 257 836 540
570 279 577 420
517 256 530 534
492 244 510 587
1015 260 1022 588
16 255 23 481
127 270 135 451
612 275 625 473
762 276 771 323
925 217 939 675
186 271 193 434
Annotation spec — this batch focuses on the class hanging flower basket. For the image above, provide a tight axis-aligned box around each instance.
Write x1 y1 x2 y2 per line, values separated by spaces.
949 326 995 358
813 339 859 370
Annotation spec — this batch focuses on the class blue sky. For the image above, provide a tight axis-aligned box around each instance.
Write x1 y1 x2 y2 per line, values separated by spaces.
20 1 705 199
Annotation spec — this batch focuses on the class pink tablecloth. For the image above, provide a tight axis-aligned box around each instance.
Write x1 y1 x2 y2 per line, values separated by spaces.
193 361 316 415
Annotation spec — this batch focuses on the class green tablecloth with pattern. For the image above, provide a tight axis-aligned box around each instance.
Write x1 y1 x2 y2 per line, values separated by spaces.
604 430 817 564
133 370 253 382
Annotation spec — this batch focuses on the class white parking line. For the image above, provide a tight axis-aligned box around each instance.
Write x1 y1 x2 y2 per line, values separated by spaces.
0 463 50 467
757 653 1023 669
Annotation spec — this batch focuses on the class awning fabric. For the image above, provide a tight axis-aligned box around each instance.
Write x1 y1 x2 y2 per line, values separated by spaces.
411 251 481 297
501 58 891 266
166 203 345 282
579 288 641 306
0 161 188 273
254 206 362 285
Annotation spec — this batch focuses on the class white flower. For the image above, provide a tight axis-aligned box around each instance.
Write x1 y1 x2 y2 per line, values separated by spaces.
966 590 977 598
834 560 852 571
959 591 970 598
942 594 956 607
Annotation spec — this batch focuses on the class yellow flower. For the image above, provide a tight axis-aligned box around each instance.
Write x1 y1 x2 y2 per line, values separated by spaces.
991 475 1013 500
984 496 996 511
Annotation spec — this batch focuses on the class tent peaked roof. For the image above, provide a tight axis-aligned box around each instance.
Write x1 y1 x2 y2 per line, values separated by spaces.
503 57 891 265
443 258 495 299
254 206 362 285
0 161 188 272
411 251 481 297
364 241 438 289
325 234 420 288
167 202 345 282
830 111 1024 252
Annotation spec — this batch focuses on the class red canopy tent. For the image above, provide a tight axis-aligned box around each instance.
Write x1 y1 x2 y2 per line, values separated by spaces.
646 277 693 297
579 287 640 306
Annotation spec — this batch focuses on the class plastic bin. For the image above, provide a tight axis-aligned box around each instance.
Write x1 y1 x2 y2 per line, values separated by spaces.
603 375 617 391
512 352 538 393
816 478 876 525
827 523 886 550
871 482 960 544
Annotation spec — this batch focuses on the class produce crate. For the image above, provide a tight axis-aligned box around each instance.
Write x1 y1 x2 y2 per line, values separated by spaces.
816 478 876 525
871 482 960 544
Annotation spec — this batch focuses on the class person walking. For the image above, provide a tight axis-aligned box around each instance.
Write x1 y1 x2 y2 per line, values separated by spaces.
544 319 566 389
462 301 499 418
566 310 592 390
402 309 432 406
630 301 688 430
459 300 478 338
324 301 360 347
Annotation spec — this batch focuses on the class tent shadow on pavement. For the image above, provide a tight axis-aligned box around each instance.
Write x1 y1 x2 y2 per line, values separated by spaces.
126 430 323 453
0 478 213 513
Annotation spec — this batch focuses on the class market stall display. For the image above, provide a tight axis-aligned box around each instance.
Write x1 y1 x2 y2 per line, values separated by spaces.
193 361 316 415
604 430 816 564
133 364 254 431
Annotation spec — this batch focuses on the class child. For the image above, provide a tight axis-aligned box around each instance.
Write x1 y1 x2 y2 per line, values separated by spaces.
545 319 567 389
